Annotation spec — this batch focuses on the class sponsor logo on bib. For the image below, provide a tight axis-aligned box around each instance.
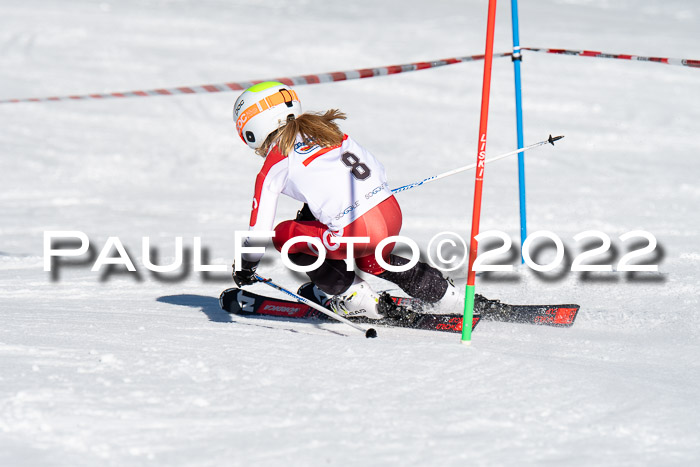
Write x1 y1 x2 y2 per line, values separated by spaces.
293 142 319 155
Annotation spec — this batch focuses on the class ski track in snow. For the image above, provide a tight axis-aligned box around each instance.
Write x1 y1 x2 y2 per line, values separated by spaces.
1 0 700 465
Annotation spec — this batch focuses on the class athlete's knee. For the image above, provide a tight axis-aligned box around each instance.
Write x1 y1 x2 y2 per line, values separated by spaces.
356 254 386 275
272 220 296 252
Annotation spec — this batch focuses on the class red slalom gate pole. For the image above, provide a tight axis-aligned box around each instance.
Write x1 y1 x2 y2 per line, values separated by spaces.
462 0 498 344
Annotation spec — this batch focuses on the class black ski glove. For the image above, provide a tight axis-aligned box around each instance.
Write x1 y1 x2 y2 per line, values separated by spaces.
232 259 259 287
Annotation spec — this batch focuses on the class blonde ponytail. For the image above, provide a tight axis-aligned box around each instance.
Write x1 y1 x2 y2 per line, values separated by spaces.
256 109 347 157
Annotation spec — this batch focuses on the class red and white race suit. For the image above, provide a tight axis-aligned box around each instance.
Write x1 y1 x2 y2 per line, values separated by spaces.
242 134 402 273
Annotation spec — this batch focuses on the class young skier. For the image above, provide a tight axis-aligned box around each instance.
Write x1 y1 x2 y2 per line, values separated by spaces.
231 81 472 318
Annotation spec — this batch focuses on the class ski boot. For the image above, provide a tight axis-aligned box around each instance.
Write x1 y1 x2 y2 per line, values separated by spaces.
327 277 383 319
299 279 383 319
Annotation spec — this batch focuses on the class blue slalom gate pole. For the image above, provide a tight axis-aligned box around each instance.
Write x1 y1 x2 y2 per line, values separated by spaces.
511 0 527 261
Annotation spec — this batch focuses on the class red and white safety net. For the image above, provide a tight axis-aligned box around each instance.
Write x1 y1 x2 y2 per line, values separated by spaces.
523 47 700 68
0 52 512 105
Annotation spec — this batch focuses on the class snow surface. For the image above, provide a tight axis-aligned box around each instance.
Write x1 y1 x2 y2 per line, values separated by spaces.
1 0 700 465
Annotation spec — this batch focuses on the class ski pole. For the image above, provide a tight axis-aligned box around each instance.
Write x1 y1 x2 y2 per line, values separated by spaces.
253 274 378 338
391 134 563 194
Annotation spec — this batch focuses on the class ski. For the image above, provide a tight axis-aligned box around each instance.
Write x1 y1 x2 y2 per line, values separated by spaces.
479 303 579 327
296 282 580 328
389 295 580 327
219 287 480 334
219 285 579 333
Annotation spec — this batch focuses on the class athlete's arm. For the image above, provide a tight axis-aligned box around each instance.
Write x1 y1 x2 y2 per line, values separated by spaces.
241 149 289 263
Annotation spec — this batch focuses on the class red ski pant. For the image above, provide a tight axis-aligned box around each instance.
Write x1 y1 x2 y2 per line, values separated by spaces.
272 196 402 275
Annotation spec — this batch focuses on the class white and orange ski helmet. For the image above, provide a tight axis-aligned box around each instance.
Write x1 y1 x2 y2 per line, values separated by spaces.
233 81 301 149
